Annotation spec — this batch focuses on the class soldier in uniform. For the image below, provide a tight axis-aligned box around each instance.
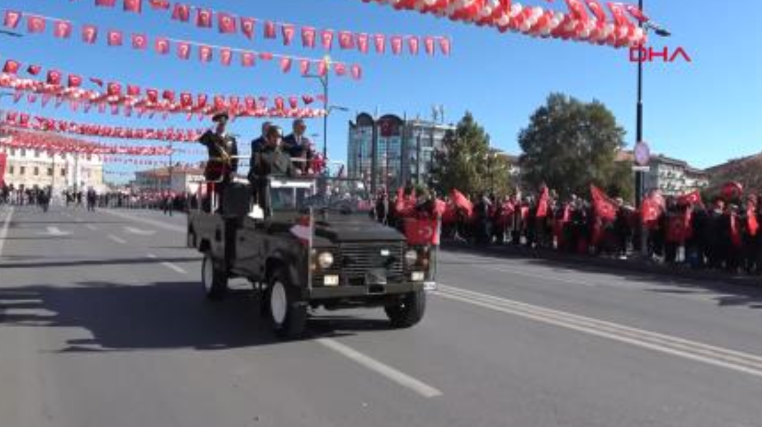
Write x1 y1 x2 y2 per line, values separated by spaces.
198 112 238 213
249 125 294 211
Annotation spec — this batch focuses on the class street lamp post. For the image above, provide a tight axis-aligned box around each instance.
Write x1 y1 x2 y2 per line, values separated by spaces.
304 70 348 164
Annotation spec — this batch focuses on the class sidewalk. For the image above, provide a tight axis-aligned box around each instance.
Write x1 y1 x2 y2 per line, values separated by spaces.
443 241 762 288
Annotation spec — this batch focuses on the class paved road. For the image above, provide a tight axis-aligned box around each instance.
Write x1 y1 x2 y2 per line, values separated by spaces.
2 205 762 427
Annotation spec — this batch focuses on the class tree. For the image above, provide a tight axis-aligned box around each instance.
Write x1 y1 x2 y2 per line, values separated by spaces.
431 112 512 197
707 154 762 196
518 93 631 201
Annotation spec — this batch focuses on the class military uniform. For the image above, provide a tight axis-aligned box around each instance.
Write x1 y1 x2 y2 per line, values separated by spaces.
198 130 238 212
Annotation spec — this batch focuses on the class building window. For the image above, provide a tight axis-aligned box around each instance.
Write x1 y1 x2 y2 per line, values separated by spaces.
8 166 14 175
34 150 40 158
34 167 39 176
19 166 25 175
10 148 16 156
61 168 66 177
20 149 26 157
47 168 53 177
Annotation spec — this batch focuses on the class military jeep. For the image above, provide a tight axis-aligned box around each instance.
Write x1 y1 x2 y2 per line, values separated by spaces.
187 176 437 338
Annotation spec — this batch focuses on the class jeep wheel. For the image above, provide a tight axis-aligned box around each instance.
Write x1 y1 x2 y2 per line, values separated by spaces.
385 290 426 328
201 252 227 301
267 270 307 339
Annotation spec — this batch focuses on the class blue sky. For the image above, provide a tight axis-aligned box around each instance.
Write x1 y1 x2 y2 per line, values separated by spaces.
1 0 760 182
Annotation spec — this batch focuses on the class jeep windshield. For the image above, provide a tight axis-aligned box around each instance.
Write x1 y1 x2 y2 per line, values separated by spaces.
269 177 372 213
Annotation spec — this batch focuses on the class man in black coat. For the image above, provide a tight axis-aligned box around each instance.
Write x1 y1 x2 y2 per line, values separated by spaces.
249 125 294 210
282 119 313 174
198 112 238 212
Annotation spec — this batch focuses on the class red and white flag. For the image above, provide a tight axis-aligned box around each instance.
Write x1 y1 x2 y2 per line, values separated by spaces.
177 42 191 59
302 27 316 48
356 33 369 53
339 31 354 49
4 11 22 29
199 45 213 62
154 37 170 54
390 36 403 55
625 4 649 22
585 0 607 23
351 64 362 80
374 34 386 53
131 33 147 49
123 0 143 14
439 37 451 56
26 65 41 75
241 52 255 67
196 9 213 28
82 25 98 43
241 17 256 39
53 20 72 38
300 59 310 76
280 57 292 73
68 74 83 88
220 48 232 66
424 36 435 55
218 13 236 33
27 16 46 33
107 30 124 46
263 21 276 39
407 36 420 55
321 29 334 50
95 0 117 6
281 24 295 46
171 3 190 22
46 70 62 85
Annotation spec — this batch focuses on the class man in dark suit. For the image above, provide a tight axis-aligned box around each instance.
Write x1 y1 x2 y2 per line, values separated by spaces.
251 121 271 155
282 119 313 174
198 112 238 212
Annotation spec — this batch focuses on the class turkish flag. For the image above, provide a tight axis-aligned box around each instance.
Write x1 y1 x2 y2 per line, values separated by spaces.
148 0 170 10
196 9 213 28
301 95 314 105
3 60 20 74
199 45 213 62
26 65 41 75
177 42 191 59
196 93 208 108
407 36 420 55
288 96 299 109
424 37 435 55
351 64 362 80
274 97 285 111
722 182 743 202
218 13 236 33
321 30 334 50
263 21 276 39
82 25 98 43
213 95 225 110
300 59 310 76
46 70 62 85
439 37 451 56
317 60 328 77
123 0 143 13
146 88 159 103
677 190 702 206
625 4 649 22
280 58 292 73
107 82 122 97
640 197 661 225
356 33 369 53
154 37 170 54
4 11 22 29
131 33 147 49
730 213 742 247
390 36 403 55
302 27 316 48
107 30 124 46
241 17 256 39
281 24 295 46
591 185 617 221
244 96 256 111
127 84 141 96
171 4 190 22
68 74 82 88
374 34 386 53
220 48 232 66
451 189 474 217
241 52 255 67
53 20 72 38
162 89 175 102
748 205 759 237
333 63 346 76
95 0 116 6
90 77 104 86
338 31 354 49
536 187 550 218
585 0 607 23
404 218 440 246
259 52 273 61
180 92 193 108
27 16 46 33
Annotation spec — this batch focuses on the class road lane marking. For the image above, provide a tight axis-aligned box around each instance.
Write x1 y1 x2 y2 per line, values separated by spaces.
102 209 185 233
316 338 443 398
124 226 157 236
435 284 762 379
41 226 71 237
0 207 13 260
85 224 98 231
147 254 188 275
107 234 127 244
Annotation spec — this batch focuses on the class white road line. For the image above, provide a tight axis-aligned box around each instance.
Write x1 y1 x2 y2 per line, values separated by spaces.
435 285 762 379
147 254 188 275
0 207 14 260
102 209 185 233
85 224 98 231
316 338 443 398
107 234 127 244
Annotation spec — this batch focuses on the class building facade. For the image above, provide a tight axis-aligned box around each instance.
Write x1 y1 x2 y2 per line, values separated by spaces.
132 165 205 194
347 113 453 191
0 138 104 193
645 155 709 196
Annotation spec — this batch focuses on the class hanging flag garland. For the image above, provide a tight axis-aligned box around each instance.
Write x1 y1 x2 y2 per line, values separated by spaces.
2 110 205 142
342 0 649 48
0 128 174 155
0 65 328 120
3 10 363 80
64 0 452 57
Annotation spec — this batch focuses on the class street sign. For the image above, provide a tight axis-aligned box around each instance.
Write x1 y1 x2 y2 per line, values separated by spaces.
632 165 651 172
634 141 651 166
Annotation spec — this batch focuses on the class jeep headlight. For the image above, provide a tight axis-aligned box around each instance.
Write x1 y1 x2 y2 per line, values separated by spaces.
317 252 334 269
404 249 418 266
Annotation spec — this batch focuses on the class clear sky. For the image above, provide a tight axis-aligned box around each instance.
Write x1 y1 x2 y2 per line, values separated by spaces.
1 0 760 182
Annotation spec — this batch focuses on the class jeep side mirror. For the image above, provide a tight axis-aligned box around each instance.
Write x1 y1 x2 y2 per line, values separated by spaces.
248 204 265 221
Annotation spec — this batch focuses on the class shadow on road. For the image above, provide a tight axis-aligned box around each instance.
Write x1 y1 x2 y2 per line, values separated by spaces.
442 245 762 310
0 280 390 353
0 257 200 269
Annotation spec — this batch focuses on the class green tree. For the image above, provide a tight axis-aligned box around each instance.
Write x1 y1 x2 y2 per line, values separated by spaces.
518 93 632 201
431 112 512 196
